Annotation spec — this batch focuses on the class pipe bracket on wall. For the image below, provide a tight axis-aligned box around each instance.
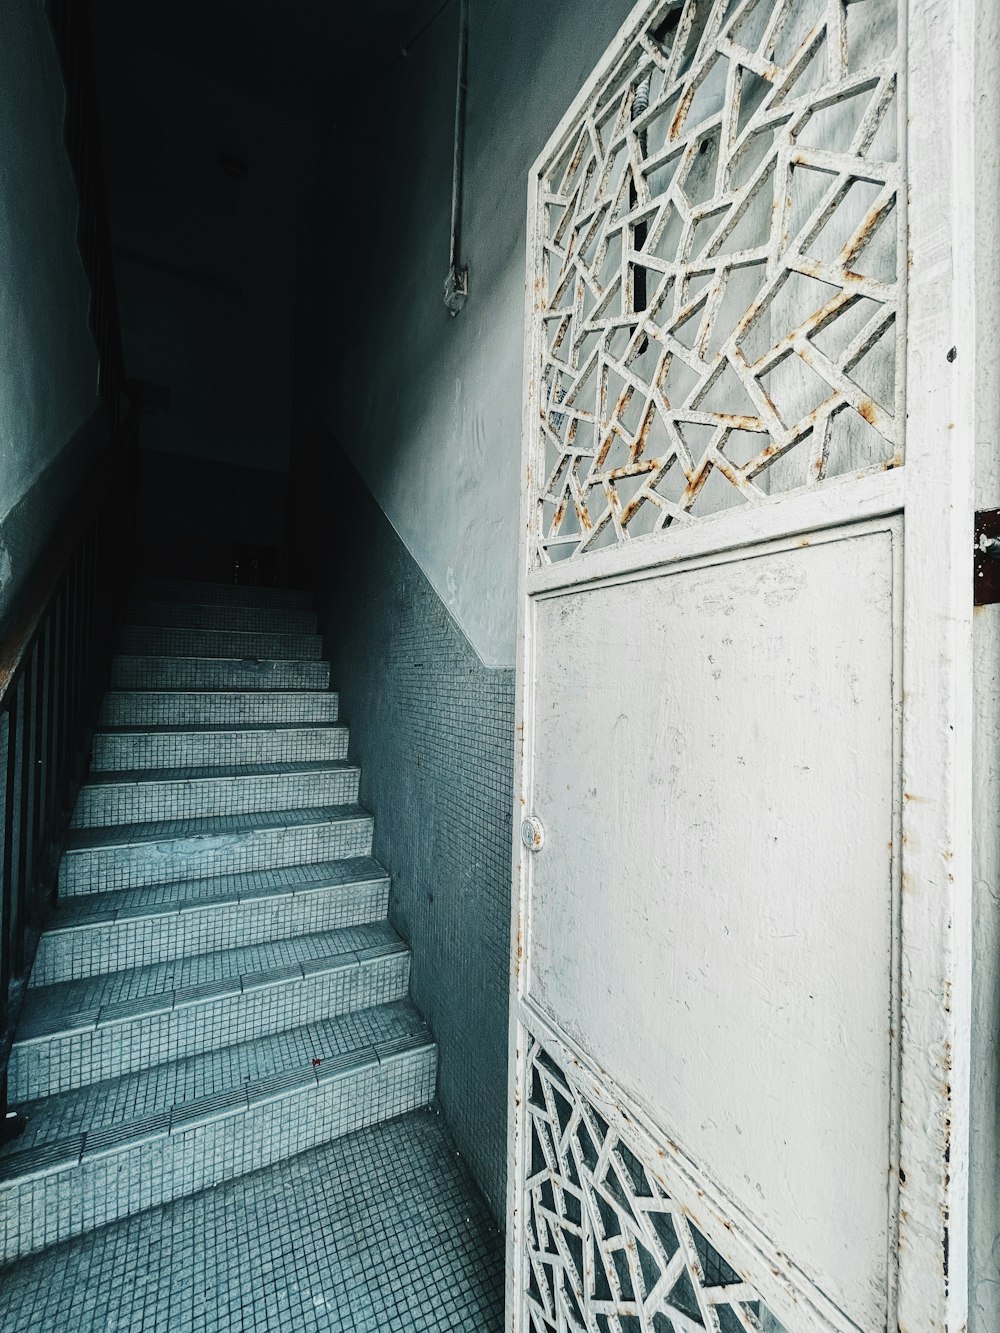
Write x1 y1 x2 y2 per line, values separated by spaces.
444 0 469 315
444 262 469 315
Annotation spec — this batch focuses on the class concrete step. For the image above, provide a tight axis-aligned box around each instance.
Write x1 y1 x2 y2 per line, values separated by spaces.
126 600 318 634
71 761 361 828
31 857 390 986
59 804 374 896
133 579 313 611
110 656 331 690
92 722 349 771
12 922 410 1099
98 690 339 728
0 1001 435 1262
118 625 324 661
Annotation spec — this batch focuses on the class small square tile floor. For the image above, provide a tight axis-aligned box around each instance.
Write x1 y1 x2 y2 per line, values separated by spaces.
0 1107 504 1331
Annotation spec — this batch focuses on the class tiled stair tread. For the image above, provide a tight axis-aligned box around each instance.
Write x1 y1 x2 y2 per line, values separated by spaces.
95 721 346 736
45 856 387 925
80 760 359 788
64 803 370 853
0 1000 429 1163
127 599 318 624
18 921 405 1036
101 691 339 706
118 629 324 659
120 625 320 642
113 654 329 667
110 661 333 694
133 580 314 609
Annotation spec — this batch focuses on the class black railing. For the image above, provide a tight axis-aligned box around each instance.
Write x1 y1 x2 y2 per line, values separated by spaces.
0 0 135 1122
0 417 138 1119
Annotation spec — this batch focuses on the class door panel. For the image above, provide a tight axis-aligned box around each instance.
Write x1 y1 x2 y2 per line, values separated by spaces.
527 523 899 1329
509 1 976 1329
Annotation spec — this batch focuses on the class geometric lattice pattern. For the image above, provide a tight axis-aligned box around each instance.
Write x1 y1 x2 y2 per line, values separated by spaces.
533 0 901 563
524 1040 789 1332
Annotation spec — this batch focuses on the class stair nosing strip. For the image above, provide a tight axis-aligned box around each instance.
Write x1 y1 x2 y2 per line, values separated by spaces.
312 1046 379 1083
15 1010 100 1043
112 654 329 665
78 762 359 790
96 727 340 735
16 943 405 1042
40 867 390 935
0 1135 85 1183
168 1088 249 1131
82 1111 173 1158
243 1065 318 1105
1 1039 410 1176
63 806 372 854
375 1033 436 1064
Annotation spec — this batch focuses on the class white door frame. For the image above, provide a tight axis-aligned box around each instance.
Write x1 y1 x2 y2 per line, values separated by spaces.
506 1 977 1329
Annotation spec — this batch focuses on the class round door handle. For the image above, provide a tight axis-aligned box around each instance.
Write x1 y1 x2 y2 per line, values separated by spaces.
521 816 545 851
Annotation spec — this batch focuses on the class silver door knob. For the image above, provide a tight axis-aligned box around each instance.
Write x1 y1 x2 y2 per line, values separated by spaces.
521 816 545 851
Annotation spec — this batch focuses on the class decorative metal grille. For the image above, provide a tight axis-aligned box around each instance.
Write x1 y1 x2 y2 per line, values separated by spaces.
533 0 901 564
523 1038 788 1332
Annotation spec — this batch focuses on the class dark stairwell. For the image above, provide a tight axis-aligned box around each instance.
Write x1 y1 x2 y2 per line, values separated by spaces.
0 573 503 1329
0 0 517 1326
0 0 634 1322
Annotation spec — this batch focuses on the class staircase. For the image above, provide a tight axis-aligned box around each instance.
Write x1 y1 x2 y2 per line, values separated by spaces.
0 578 436 1263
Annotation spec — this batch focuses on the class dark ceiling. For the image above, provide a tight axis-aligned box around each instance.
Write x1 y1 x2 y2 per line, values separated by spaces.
90 0 441 128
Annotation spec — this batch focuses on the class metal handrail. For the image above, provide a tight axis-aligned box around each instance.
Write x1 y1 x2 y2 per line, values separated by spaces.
0 410 139 1125
0 0 137 1126
0 413 139 711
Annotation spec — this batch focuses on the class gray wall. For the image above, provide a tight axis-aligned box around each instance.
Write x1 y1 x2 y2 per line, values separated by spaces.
304 440 514 1220
305 0 629 667
91 0 319 475
294 0 629 1217
0 0 101 627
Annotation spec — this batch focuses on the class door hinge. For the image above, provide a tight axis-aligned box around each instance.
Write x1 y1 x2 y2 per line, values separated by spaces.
975 509 1000 605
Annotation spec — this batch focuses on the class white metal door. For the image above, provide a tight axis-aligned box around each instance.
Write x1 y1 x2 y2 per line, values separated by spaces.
507 3 975 1331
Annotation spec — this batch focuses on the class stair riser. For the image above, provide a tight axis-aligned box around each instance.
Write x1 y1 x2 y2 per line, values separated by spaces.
32 879 390 986
98 692 339 727
92 727 348 772
72 769 361 828
12 955 410 1100
118 627 323 660
133 580 313 610
110 658 331 690
127 602 318 634
59 817 375 895
0 1048 436 1263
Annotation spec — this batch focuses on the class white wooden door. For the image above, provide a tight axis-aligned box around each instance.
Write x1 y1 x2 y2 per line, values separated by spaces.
507 3 975 1331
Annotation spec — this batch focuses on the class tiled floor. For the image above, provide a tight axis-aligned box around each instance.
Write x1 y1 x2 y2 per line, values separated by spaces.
0 1107 505 1331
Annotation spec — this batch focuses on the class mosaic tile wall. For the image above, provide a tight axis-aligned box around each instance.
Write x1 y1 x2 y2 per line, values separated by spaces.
305 446 514 1222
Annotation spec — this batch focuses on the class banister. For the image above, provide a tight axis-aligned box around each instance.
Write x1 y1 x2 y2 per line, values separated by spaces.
0 409 139 705
0 0 138 1129
0 405 140 1130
